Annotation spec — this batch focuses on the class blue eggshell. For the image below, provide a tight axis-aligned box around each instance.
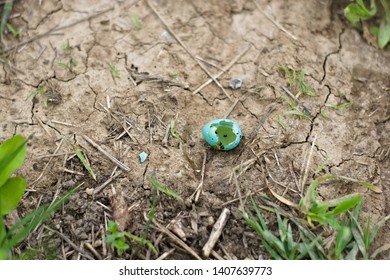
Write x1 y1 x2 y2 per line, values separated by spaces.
202 119 242 151
139 151 148 163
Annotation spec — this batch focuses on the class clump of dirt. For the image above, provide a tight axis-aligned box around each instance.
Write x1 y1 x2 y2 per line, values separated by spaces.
1 0 389 260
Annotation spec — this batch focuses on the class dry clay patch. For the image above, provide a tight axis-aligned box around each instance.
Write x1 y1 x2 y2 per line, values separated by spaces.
0 0 389 259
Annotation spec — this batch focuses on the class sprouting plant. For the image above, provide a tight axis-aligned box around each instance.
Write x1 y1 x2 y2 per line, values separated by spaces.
298 175 380 228
348 202 390 259
74 148 96 181
325 102 353 110
58 40 78 71
286 107 312 122
168 72 178 79
242 197 323 260
108 63 121 78
148 176 183 201
61 39 73 55
0 135 79 259
105 221 129 256
169 119 184 143
297 68 316 97
278 66 316 97
132 15 142 30
58 57 77 71
6 23 21 37
344 0 390 48
278 66 296 87
26 88 48 107
244 192 388 259
276 113 286 129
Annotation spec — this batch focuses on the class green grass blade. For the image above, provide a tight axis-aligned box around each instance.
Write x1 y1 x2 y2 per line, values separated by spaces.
378 21 390 49
5 185 80 248
148 176 182 201
123 232 157 254
142 187 157 241
0 0 13 36
351 226 367 259
368 214 390 246
250 196 269 230
170 119 183 142
75 149 96 180
334 226 352 259
132 15 142 30
108 63 120 78
345 242 359 260
261 230 286 258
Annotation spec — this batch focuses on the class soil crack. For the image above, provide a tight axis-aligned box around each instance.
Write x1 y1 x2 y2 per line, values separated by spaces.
320 28 345 84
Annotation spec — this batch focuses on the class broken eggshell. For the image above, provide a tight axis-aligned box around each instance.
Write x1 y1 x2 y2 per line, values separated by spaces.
202 118 242 151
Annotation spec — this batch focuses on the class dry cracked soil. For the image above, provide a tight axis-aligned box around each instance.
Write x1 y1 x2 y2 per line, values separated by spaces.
0 0 389 260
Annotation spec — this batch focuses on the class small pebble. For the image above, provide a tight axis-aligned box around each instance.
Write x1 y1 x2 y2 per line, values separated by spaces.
229 78 243 89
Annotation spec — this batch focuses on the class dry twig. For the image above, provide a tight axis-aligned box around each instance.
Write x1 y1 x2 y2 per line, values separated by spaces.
202 208 231 257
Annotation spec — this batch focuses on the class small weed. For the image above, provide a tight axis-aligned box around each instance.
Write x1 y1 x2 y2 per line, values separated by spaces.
132 15 142 30
6 23 21 37
325 102 353 110
58 40 78 71
61 39 73 55
26 88 48 107
344 0 390 48
242 197 323 260
278 66 316 97
108 63 121 78
276 113 286 129
148 176 183 201
168 72 178 79
298 175 380 228
286 107 312 121
74 148 96 181
58 57 78 71
278 66 296 87
105 220 156 256
169 119 184 143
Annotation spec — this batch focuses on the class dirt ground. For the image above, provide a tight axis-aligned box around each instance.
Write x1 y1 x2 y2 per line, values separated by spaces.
0 0 389 260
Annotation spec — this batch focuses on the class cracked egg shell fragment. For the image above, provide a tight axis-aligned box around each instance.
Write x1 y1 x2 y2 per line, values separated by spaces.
202 118 242 151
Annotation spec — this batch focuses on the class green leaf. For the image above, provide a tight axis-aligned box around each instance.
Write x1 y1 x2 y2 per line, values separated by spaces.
334 226 352 259
370 26 379 36
369 214 390 246
325 195 362 217
107 220 118 233
345 242 359 260
0 177 27 216
378 21 390 48
132 15 142 30
123 231 157 254
147 176 182 201
0 135 27 187
344 0 377 24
